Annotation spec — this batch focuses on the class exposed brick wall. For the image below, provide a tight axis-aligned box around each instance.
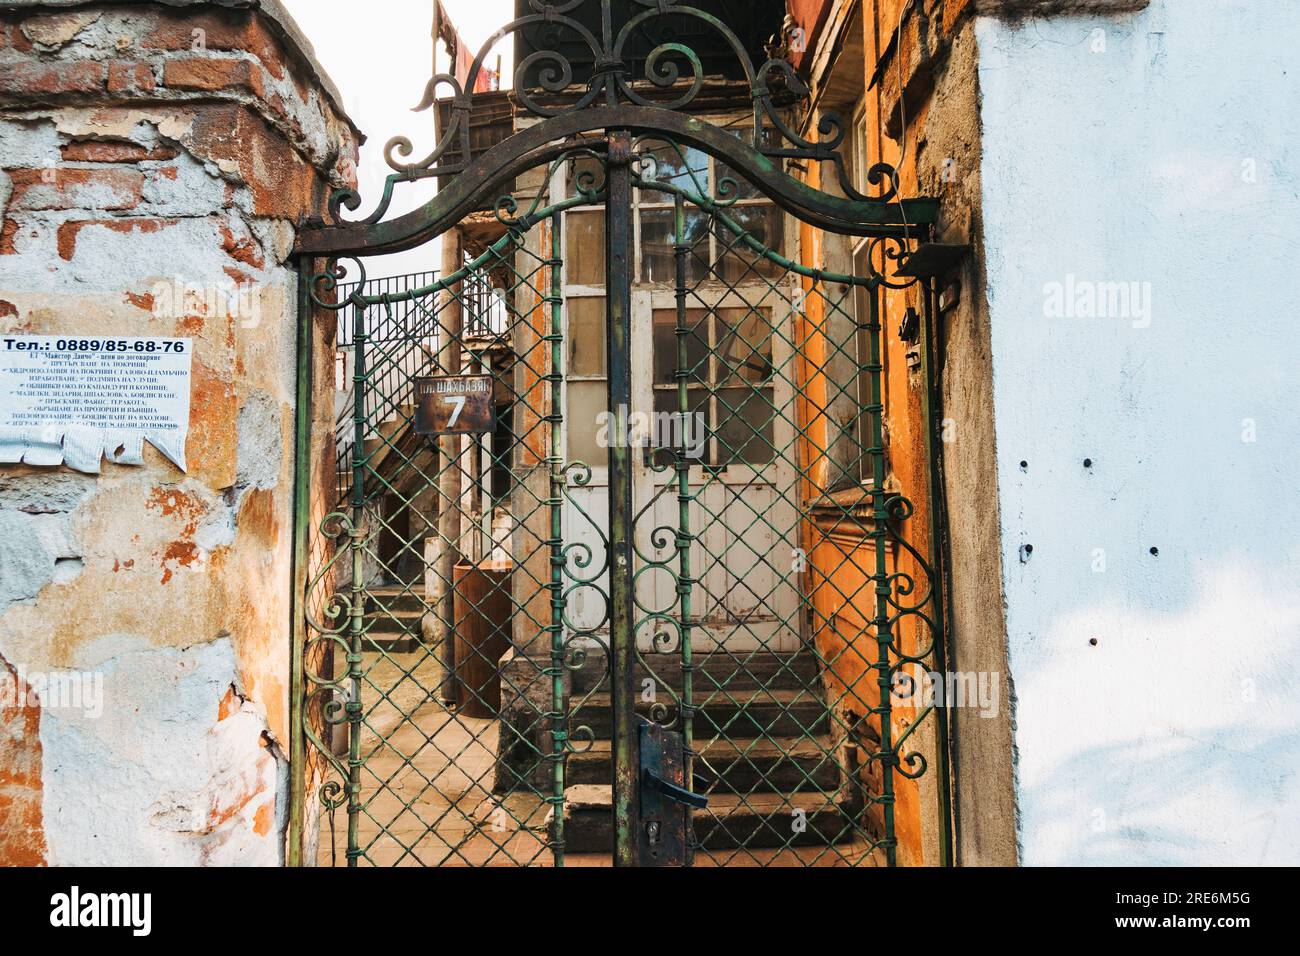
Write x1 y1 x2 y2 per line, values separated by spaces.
0 654 46 867
0 1 358 866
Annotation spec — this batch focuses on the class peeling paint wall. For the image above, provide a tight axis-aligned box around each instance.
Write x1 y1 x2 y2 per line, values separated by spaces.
0 0 358 865
976 0 1300 864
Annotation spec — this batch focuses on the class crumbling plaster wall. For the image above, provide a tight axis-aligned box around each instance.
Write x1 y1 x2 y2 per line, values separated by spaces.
864 0 1023 866
913 12 1019 870
0 0 358 865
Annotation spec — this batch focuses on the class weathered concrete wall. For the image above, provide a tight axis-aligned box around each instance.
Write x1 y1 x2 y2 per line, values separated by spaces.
0 0 358 865
842 0 1021 866
975 0 1300 864
913 14 1020 869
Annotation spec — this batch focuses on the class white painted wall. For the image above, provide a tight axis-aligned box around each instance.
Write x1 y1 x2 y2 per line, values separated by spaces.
975 0 1300 865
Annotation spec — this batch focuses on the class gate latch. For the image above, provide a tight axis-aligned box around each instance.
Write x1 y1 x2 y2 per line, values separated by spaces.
642 767 708 809
636 716 707 865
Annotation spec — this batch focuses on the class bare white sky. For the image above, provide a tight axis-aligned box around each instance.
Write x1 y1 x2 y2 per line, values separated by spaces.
281 0 515 276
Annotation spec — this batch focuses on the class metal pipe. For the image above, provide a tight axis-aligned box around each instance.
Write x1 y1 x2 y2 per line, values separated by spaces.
919 272 955 867
924 272 961 865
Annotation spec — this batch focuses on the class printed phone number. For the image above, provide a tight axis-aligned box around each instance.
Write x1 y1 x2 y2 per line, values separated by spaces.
3 338 187 354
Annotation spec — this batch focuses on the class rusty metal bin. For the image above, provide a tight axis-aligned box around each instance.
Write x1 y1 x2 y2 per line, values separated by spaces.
451 562 513 717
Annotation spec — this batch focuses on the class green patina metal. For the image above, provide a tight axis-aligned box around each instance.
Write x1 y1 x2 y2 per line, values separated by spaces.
673 191 696 865
287 261 314 869
547 205 567 863
606 131 639 866
289 0 951 868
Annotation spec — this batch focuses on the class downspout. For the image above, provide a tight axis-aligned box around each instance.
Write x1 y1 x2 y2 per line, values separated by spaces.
920 263 957 866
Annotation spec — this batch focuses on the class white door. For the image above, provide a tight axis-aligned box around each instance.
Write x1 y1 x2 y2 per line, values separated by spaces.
556 142 801 655
631 286 801 653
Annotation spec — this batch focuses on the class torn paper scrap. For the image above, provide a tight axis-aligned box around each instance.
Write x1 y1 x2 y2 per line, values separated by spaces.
0 336 192 474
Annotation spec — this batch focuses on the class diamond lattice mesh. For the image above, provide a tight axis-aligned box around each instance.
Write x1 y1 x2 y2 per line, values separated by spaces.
302 160 939 868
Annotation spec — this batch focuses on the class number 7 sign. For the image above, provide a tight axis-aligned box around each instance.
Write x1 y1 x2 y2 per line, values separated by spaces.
413 374 494 435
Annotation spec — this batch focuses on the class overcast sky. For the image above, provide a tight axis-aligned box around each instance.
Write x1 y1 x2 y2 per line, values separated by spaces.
281 0 515 276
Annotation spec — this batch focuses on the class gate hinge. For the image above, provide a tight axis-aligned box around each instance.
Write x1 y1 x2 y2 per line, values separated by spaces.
895 243 971 278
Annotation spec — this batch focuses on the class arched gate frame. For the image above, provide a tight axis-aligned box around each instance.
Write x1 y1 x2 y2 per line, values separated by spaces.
289 0 951 868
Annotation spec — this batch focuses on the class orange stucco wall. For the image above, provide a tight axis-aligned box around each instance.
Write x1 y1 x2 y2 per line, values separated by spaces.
794 0 955 866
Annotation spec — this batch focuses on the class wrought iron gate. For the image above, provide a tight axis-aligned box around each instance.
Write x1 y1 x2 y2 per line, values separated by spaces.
289 0 949 867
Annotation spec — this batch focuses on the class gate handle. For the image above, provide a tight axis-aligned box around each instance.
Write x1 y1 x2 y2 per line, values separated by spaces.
642 767 709 809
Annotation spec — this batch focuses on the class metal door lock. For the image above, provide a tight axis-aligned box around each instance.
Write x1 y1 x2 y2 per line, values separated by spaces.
642 766 708 809
636 716 707 865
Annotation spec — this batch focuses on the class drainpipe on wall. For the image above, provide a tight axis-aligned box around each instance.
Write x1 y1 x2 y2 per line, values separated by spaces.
921 267 957 866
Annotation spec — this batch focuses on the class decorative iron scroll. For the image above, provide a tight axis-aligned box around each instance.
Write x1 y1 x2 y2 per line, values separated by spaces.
291 0 954 859
613 142 943 865
325 0 898 228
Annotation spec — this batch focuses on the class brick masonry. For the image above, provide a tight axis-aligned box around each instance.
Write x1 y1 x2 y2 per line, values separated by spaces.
0 0 359 865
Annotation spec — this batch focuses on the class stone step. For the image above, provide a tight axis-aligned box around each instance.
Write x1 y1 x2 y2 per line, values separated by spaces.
362 607 423 653
561 785 855 853
362 634 420 653
566 736 840 794
365 587 427 616
571 689 829 740
569 650 822 695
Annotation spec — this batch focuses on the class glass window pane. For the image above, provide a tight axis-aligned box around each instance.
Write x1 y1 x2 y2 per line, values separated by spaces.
652 307 709 387
566 211 605 286
566 380 609 468
652 387 710 467
567 297 606 377
716 308 773 385
716 125 778 200
715 387 775 465
637 138 708 195
714 205 784 282
852 114 869 195
640 208 709 284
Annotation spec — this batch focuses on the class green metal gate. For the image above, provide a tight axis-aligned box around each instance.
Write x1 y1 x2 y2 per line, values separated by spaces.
289 0 949 867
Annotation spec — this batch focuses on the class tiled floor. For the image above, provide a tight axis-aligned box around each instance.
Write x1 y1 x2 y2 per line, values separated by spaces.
315 648 557 866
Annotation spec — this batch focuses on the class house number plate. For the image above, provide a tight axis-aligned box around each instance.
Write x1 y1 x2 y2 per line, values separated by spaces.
413 374 494 435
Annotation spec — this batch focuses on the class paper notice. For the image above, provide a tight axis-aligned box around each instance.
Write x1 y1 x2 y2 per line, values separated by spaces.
0 336 193 474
